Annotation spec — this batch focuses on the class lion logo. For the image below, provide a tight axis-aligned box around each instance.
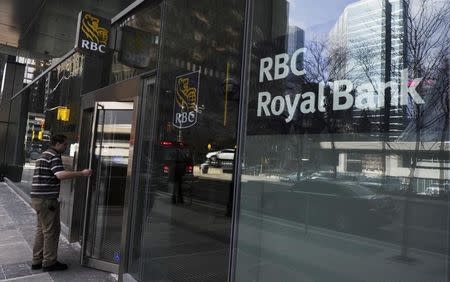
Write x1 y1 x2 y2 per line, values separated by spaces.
81 13 109 45
176 78 197 111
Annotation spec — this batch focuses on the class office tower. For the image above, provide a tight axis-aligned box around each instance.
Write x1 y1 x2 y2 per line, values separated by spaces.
329 0 406 139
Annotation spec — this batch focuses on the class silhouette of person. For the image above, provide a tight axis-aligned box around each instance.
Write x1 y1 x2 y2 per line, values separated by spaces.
171 149 186 204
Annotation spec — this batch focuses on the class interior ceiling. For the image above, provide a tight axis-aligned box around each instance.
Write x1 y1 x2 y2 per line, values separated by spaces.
0 0 136 59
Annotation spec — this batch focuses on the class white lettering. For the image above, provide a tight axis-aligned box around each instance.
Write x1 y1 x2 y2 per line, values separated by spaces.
257 92 271 116
400 69 424 105
81 39 90 49
271 96 285 115
98 44 106 53
318 81 326 112
355 83 376 110
259 58 273 82
259 48 306 82
333 80 354 111
90 42 98 51
300 92 316 114
284 94 301 122
175 113 182 124
290 48 305 76
274 53 290 80
378 81 398 107
188 111 195 122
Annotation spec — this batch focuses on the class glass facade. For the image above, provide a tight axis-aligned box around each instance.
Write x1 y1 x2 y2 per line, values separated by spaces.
128 0 245 280
110 3 162 83
234 0 450 281
18 53 86 229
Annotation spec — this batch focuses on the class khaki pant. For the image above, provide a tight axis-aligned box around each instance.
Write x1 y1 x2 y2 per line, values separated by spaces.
31 198 61 267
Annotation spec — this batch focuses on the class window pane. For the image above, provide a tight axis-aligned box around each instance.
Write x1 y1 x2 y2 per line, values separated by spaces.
132 1 245 281
235 0 450 281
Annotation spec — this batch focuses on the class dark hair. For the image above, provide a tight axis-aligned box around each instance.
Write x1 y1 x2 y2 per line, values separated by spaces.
50 134 67 146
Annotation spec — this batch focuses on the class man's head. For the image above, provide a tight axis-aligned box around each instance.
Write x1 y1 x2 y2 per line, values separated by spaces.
50 134 68 153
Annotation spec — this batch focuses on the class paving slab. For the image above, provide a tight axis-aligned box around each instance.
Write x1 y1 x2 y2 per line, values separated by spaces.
0 230 23 246
0 207 7 216
3 262 33 279
0 243 32 265
0 183 116 282
3 272 53 281
0 215 14 228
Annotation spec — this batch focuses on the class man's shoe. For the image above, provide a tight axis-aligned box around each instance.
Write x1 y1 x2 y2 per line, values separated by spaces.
42 261 68 272
31 263 42 270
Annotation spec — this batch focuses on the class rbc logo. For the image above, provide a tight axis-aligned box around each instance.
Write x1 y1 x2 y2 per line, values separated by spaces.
81 39 106 53
77 12 109 54
173 71 200 129
175 111 196 124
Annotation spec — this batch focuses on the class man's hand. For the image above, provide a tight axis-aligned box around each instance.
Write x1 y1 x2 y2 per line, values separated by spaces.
81 169 93 176
55 169 93 180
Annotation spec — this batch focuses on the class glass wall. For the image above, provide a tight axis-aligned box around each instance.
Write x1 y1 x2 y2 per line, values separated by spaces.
234 0 450 281
110 2 162 84
130 0 245 281
17 52 86 230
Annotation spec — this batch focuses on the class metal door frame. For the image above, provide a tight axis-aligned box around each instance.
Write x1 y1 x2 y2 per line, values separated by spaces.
81 101 134 273
119 73 157 282
77 78 141 274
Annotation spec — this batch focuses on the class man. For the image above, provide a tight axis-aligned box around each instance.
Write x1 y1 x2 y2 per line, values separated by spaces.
30 134 92 272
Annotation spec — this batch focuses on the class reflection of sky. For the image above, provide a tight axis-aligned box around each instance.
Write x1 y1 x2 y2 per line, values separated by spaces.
287 0 357 38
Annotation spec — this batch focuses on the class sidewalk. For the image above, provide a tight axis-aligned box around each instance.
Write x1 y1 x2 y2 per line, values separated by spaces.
0 182 117 282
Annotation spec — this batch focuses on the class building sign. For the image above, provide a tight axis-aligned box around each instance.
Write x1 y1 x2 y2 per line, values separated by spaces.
75 11 110 54
256 48 425 123
172 71 200 129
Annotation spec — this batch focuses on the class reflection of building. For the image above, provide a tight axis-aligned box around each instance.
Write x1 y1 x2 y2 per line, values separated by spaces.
329 0 407 140
287 26 305 69
323 140 450 193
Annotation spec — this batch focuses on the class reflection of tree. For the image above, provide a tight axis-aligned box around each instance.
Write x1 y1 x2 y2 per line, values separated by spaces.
303 37 357 177
396 0 450 261
304 37 354 83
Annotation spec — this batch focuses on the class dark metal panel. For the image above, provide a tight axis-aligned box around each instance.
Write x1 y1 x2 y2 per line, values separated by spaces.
80 77 140 109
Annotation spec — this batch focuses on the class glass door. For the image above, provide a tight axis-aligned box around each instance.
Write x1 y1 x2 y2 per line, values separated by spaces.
82 101 134 273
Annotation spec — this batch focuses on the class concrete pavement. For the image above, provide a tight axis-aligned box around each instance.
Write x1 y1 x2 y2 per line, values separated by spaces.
0 182 117 282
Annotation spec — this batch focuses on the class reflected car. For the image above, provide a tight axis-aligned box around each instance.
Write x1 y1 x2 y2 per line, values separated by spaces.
280 172 306 183
263 179 397 232
204 148 235 172
422 183 450 197
152 141 194 192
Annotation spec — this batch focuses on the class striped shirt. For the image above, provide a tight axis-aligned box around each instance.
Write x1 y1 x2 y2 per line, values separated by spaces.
31 148 65 198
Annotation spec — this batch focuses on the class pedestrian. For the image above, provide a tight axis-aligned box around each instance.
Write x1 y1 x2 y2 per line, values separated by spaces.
30 134 92 271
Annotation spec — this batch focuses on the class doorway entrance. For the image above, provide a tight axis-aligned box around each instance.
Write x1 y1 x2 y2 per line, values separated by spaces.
81 102 134 273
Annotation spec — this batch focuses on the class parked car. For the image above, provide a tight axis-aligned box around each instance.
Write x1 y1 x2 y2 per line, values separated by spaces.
262 179 397 232
280 172 307 183
204 148 235 173
422 183 450 197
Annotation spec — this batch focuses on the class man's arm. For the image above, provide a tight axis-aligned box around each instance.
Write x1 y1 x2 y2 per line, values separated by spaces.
55 169 92 180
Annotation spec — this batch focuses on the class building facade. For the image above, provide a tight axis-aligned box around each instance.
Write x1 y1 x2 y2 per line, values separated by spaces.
1 0 449 281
